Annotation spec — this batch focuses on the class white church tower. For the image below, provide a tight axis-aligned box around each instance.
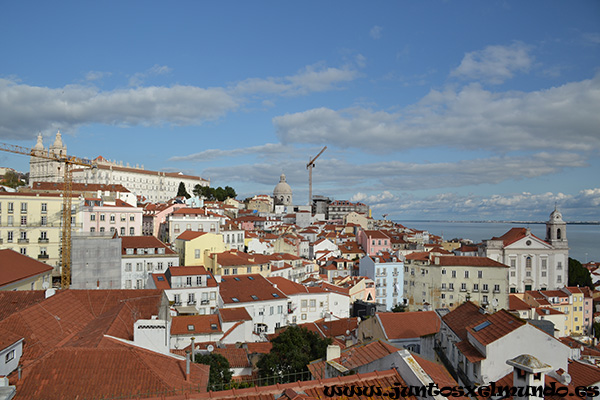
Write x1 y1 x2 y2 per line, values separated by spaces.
546 206 568 250
29 131 67 183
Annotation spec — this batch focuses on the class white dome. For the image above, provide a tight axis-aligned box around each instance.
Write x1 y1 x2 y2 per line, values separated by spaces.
273 174 292 196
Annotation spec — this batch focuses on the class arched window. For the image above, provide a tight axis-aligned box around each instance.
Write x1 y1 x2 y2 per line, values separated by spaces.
557 229 562 240
526 257 532 269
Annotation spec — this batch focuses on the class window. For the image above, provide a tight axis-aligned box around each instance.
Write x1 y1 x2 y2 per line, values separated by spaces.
309 299 316 308
6 349 15 363
7 215 13 226
120 214 126 222
100 214 105 221
188 293 195 304
482 284 489 292
510 271 516 277
473 283 479 291
464 271 469 278
130 214 135 221
541 271 547 277
510 259 516 268
526 257 532 269
136 263 143 271
20 231 27 241
41 203 47 213
483 295 488 304
110 227 115 233
125 280 132 289
451 270 456 278
557 275 562 283
129 227 134 236
120 227 125 235
301 300 308 308
7 202 13 213
196 276 202 286
157 262 163 270
20 248 26 255
449 283 454 291
20 216 27 226
147 262 153 271
541 259 547 269
441 283 447 290
136 279 143 289
110 214 115 223
461 283 467 291
195 249 201 259
125 263 132 272
186 277 192 286
494 284 500 292
174 294 181 304
21 203 27 213
557 262 562 270
100 227 105 232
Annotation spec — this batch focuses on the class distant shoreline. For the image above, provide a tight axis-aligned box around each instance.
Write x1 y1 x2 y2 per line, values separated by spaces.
397 220 600 225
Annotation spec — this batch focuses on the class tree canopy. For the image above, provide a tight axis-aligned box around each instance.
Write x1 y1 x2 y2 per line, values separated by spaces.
193 184 237 201
256 326 331 382
568 257 593 289
177 181 191 199
1 170 25 188
194 352 232 390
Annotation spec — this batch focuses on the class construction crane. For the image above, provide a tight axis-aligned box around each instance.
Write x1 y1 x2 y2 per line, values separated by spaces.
0 139 97 289
306 146 327 207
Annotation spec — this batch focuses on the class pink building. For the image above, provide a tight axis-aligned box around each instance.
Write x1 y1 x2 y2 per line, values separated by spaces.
80 198 143 236
357 230 391 256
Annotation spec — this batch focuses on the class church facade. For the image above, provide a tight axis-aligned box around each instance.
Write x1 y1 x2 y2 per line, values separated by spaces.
29 131 209 203
481 208 569 293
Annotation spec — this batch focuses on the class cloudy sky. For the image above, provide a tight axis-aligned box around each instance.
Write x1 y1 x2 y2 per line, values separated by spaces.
1 1 599 221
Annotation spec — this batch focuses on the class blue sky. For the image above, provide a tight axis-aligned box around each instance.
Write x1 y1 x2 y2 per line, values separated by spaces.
1 1 599 221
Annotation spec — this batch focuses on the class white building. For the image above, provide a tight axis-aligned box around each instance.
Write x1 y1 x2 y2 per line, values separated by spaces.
148 266 219 316
79 198 143 237
218 274 289 336
30 131 209 203
167 208 223 243
481 208 569 293
121 236 178 289
268 276 350 324
438 301 571 385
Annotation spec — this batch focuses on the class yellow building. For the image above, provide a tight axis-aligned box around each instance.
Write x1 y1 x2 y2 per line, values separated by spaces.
0 249 53 290
0 192 76 277
204 250 271 277
174 230 226 266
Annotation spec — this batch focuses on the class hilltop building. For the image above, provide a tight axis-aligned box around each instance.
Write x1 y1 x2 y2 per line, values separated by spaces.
480 208 569 293
273 173 293 207
29 131 209 203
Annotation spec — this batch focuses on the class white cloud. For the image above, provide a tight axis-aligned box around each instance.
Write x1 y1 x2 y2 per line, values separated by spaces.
370 26 383 39
0 79 237 139
85 71 111 82
169 143 292 162
233 63 359 96
451 42 533 84
274 74 600 153
129 64 173 86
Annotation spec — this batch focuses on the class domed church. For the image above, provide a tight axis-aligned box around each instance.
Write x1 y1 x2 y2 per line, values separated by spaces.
273 173 292 206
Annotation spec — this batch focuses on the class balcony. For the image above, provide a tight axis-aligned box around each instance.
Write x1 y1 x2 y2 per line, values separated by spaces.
173 301 182 306
38 238 49 243
38 254 49 260
201 300 209 305
187 301 196 306
18 239 29 244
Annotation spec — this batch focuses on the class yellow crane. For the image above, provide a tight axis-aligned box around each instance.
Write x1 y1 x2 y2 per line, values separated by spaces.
306 146 327 206
0 140 97 289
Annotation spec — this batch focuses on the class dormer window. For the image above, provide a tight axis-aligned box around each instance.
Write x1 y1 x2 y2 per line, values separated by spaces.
187 325 194 331
126 248 134 255
158 248 165 254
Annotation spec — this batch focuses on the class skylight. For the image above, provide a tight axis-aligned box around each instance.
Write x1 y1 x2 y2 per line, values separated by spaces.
187 325 195 331
157 276 164 281
473 321 491 332
272 293 279 298
234 277 241 281
232 297 239 302
251 295 259 300
248 276 254 280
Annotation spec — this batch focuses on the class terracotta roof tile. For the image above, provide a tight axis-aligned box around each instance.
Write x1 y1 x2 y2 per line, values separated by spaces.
568 359 600 387
219 307 252 322
219 274 287 304
0 249 53 288
466 309 526 346
436 256 508 268
442 301 488 341
121 236 175 255
0 291 46 321
455 340 485 362
176 230 209 241
377 311 440 339
213 347 250 368
171 314 221 335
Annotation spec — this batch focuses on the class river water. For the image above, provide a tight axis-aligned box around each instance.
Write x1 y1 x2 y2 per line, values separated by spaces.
397 221 600 263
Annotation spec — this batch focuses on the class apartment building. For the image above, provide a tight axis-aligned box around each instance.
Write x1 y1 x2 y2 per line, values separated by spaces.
359 252 404 310
404 255 509 311
0 192 76 277
79 198 143 237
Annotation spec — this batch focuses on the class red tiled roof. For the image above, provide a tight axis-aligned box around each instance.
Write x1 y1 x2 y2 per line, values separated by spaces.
13 339 209 399
0 291 46 321
405 252 430 261
455 340 485 362
121 235 175 255
377 311 440 339
0 249 53 288
508 294 532 311
151 273 171 289
466 309 526 346
442 301 488 341
219 274 287 304
28 181 131 193
246 342 273 354
0 328 23 351
411 353 461 389
191 369 414 400
176 230 209 241
308 340 398 379
568 359 600 387
219 307 252 322
490 227 547 247
213 347 250 368
171 314 221 335
436 256 507 268
168 265 211 277
362 230 390 239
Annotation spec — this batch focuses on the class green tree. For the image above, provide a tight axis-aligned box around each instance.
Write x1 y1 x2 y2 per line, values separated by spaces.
224 186 237 199
177 181 190 199
391 304 407 312
568 257 593 289
214 187 226 201
257 326 331 383
192 184 203 197
194 353 232 390
1 170 25 188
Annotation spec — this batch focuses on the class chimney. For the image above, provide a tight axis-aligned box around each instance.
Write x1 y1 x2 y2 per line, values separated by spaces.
185 350 191 381
326 344 341 361
507 354 552 400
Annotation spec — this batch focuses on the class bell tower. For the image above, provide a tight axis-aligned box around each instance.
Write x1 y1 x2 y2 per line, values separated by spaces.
545 206 568 249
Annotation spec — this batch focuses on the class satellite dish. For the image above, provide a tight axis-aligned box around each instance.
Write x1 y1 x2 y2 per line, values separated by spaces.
562 373 571 385
207 345 214 352
492 298 499 307
42 281 49 289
